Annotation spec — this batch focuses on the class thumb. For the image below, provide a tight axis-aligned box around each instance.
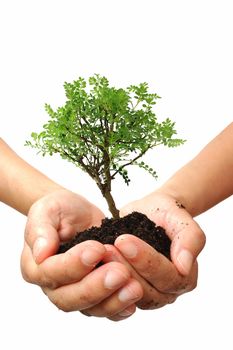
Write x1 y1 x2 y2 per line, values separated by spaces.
171 220 206 276
25 203 61 264
30 224 60 264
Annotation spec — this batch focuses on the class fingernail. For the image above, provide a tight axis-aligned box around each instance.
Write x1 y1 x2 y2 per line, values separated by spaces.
104 270 128 289
118 242 137 259
118 284 140 302
81 246 104 266
177 249 193 274
118 308 134 317
33 237 48 261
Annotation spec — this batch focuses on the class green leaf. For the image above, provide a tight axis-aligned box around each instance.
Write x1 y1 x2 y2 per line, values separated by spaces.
26 74 185 206
133 161 158 179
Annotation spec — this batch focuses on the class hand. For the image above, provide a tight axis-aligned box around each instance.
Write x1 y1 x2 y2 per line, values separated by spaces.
21 189 143 321
109 190 206 310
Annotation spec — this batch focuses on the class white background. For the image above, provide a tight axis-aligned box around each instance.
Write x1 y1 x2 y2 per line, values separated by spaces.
0 0 233 349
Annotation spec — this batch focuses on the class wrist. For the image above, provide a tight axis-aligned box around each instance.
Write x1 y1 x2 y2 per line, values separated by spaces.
14 181 63 216
154 183 197 217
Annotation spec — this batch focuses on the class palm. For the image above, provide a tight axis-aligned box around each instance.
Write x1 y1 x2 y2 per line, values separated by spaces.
121 191 194 243
49 191 105 242
24 189 105 263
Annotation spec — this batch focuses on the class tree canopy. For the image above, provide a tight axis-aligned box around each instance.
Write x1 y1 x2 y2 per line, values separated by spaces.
26 74 185 217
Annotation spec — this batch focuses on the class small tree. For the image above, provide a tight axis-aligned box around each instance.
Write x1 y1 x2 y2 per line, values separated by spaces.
26 74 185 218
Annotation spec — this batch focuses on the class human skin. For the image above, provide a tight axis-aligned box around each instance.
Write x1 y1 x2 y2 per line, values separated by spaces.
4 131 198 320
10 122 233 320
22 190 144 321
0 139 142 320
0 138 61 213
109 122 233 313
82 122 233 316
20 125 217 321
159 122 233 217
86 192 203 314
22 190 199 320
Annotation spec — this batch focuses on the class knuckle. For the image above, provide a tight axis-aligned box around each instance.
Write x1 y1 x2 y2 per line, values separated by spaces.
165 279 194 295
20 267 32 283
195 226 206 249
105 261 130 280
114 262 130 276
55 291 95 313
78 289 93 308
38 270 58 289
137 299 162 310
137 294 177 310
20 254 38 284
157 279 179 294
24 224 32 245
49 294 74 312
200 231 207 249
42 278 58 290
186 278 197 292
55 302 71 312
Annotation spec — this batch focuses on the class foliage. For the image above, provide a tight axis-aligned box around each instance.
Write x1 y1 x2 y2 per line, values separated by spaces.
26 74 185 217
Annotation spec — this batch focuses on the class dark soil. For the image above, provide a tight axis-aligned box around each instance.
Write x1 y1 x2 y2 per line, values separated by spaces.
58 212 171 260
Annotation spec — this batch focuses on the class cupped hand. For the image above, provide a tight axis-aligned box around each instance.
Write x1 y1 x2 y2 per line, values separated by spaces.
21 189 143 321
110 190 206 310
24 189 105 263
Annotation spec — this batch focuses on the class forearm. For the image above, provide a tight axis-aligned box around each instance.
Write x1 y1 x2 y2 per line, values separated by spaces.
0 139 62 215
158 123 233 217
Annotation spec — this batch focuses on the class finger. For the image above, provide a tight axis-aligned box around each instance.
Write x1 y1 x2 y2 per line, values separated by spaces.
83 278 143 318
103 245 177 308
122 200 206 276
170 219 206 276
149 203 206 275
25 193 91 264
21 240 106 288
25 202 62 264
114 235 196 294
80 304 137 321
20 243 38 283
43 262 131 312
108 304 137 321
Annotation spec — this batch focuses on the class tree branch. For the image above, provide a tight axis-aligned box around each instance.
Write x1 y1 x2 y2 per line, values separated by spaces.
111 142 162 178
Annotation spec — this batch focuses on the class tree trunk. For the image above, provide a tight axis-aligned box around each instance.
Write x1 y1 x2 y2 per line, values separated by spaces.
95 158 120 218
101 187 120 219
